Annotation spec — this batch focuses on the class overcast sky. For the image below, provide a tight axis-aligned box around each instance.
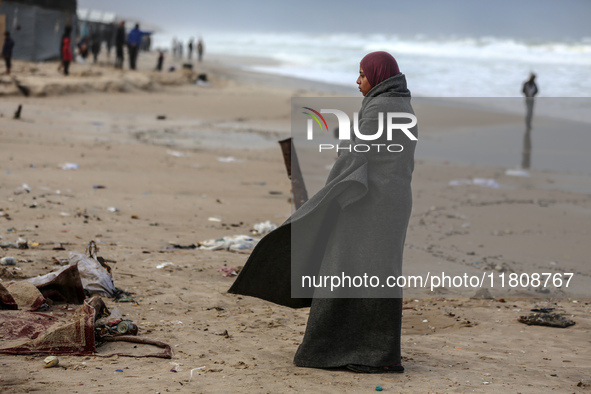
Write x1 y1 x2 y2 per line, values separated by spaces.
78 0 591 40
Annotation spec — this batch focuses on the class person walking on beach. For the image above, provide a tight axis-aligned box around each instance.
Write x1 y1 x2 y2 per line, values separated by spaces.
104 23 115 59
60 27 73 76
197 38 204 62
155 50 164 71
172 37 178 58
522 72 538 129
2 31 15 75
178 40 184 59
127 23 146 70
188 38 194 60
115 21 126 69
91 32 101 64
229 51 416 374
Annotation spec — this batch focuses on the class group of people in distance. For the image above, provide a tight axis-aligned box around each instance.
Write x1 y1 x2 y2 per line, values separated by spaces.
51 22 151 76
171 37 204 62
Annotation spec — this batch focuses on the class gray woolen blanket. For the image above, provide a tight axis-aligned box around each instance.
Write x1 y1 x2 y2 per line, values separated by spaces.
229 73 417 368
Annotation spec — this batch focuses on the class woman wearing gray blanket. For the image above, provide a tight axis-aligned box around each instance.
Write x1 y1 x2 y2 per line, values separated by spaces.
229 51 417 373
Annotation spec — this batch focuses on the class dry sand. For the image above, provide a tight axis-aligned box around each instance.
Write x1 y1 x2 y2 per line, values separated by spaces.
1 53 590 393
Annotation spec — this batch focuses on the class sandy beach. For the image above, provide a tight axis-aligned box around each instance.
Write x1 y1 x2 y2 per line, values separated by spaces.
1 52 590 393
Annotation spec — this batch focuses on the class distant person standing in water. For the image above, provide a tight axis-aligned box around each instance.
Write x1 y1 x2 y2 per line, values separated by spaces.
115 21 126 69
2 31 15 75
61 27 73 76
197 38 204 62
522 72 538 129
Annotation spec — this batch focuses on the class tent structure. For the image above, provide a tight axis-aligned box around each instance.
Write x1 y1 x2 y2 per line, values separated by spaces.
0 0 77 61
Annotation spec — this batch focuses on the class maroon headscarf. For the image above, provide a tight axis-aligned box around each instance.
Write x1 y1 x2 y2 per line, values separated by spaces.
360 51 400 88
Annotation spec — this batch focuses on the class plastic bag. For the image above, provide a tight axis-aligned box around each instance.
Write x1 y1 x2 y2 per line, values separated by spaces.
68 241 117 297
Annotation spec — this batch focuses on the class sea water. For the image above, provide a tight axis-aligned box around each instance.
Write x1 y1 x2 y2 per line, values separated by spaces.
155 31 591 98
154 31 591 181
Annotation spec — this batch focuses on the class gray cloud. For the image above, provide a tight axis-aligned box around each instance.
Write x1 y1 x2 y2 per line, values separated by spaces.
77 0 591 39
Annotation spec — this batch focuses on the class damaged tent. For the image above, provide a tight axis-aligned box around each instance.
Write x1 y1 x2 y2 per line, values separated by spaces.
0 0 77 61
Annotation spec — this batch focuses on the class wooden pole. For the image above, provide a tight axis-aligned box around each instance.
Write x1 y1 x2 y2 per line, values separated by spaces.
278 138 308 210
0 12 5 51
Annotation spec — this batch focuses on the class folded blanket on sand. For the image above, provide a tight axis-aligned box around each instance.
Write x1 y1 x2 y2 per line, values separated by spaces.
0 274 171 358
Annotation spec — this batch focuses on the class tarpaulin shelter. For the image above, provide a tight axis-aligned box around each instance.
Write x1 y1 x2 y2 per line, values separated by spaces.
0 0 77 61
76 8 117 53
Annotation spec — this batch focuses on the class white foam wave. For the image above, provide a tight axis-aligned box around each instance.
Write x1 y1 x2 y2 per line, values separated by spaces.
154 31 591 97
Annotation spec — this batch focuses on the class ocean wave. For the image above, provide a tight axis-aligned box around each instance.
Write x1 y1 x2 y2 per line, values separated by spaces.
154 31 591 97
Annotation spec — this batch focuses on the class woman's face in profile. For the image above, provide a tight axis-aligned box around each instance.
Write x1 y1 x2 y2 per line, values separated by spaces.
357 67 372 96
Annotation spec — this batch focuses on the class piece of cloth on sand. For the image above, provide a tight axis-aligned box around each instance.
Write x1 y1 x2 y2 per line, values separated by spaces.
0 286 171 358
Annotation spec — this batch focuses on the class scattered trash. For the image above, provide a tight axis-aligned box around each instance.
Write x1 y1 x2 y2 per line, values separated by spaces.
199 235 259 253
169 362 181 373
531 308 554 313
217 156 240 163
518 312 575 328
44 356 59 368
52 243 66 251
166 150 187 157
115 296 135 303
68 241 117 297
196 73 210 86
115 369 123 372
448 178 500 188
91 122 104 127
208 217 222 222
375 387 383 392
218 266 241 277
156 262 174 269
107 207 119 213
1 292 170 358
168 243 197 250
505 169 530 177
0 257 17 266
93 185 106 189
157 115 167 120
252 221 277 235
58 163 79 170
131 215 139 219
116 320 138 335
13 184 31 195
13 104 24 118
215 329 231 338
27 241 118 298
189 366 206 381
0 237 29 249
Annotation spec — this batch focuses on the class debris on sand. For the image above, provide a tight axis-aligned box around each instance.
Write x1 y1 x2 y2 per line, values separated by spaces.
518 312 575 328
